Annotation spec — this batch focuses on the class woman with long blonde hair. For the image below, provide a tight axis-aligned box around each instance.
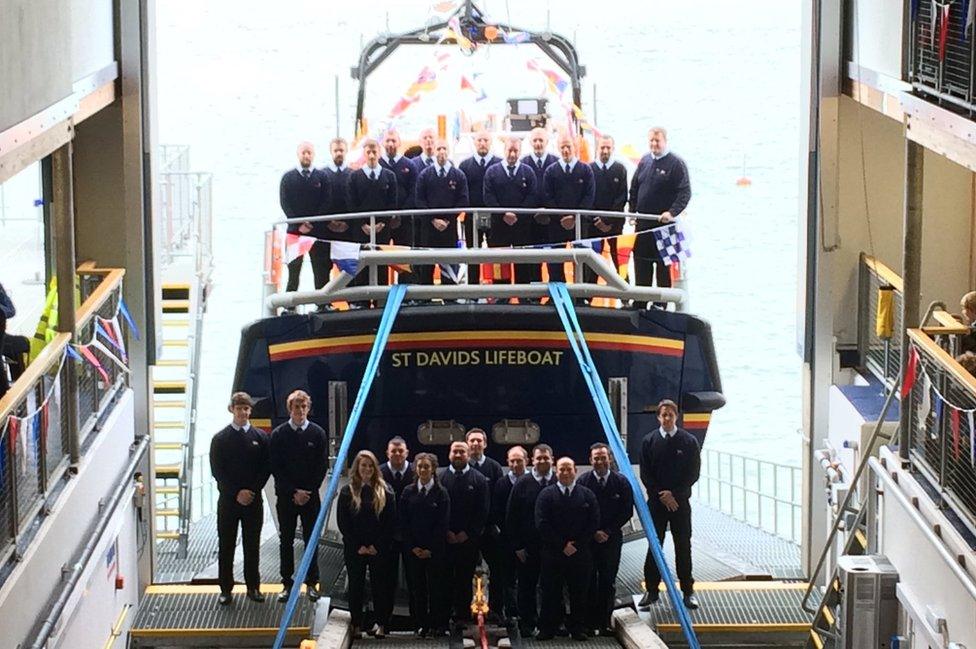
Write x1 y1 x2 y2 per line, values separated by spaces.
337 450 396 638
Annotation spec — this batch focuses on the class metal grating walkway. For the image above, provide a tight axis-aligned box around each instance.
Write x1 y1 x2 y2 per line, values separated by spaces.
129 584 317 647
353 635 451 648
639 582 812 646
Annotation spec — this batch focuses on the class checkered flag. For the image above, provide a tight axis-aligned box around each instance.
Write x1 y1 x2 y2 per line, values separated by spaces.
652 223 691 266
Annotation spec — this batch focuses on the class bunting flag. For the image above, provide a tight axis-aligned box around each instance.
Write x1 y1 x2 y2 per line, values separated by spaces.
919 375 932 436
902 347 919 397
377 245 413 274
460 75 476 92
939 2 952 61
441 17 474 52
502 29 531 44
76 344 111 384
969 411 975 465
931 0 939 47
433 0 457 12
118 298 139 341
39 400 49 450
389 95 420 118
615 234 636 279
95 318 127 362
7 417 21 473
951 407 961 460
91 339 130 374
526 60 569 95
330 241 361 275
106 315 128 363
65 344 83 362
284 233 317 264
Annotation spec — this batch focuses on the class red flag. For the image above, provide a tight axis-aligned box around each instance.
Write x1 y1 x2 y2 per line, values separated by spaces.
78 345 111 384
952 407 961 460
902 347 919 398
40 402 49 449
460 76 475 91
939 4 951 62
6 417 19 454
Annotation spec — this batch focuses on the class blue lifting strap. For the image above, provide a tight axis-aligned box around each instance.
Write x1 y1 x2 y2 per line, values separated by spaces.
272 284 408 649
547 283 701 649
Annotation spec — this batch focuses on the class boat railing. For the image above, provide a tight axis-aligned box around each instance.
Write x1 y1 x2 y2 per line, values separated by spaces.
159 170 214 282
695 446 802 545
910 0 976 116
857 252 904 386
189 452 217 522
159 144 191 174
904 328 976 537
0 265 129 567
263 207 682 311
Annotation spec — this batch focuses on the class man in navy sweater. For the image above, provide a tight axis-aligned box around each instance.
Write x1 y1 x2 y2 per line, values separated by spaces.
484 137 537 285
380 129 420 250
209 392 270 606
535 457 599 641
585 136 629 286
638 399 701 610
491 446 528 620
279 141 333 293
459 131 502 281
521 128 559 285
414 139 469 285
380 436 416 619
465 428 504 619
505 444 556 636
321 138 355 243
416 128 437 168
439 441 490 625
346 139 398 290
577 443 634 635
269 390 328 602
628 127 691 307
542 134 595 282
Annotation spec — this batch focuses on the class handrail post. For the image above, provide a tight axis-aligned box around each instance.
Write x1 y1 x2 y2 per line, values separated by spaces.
369 216 378 286
52 143 80 464
574 211 583 283
900 139 924 461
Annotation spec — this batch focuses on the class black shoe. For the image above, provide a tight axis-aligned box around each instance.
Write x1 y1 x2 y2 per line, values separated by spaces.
682 593 700 610
557 625 569 637
246 588 265 603
535 630 555 641
278 588 291 603
571 631 589 641
374 625 386 639
518 625 536 638
306 585 321 601
638 590 659 608
217 593 232 606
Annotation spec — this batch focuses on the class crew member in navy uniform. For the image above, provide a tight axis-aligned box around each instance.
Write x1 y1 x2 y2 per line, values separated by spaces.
535 457 600 641
578 443 634 636
346 138 398 290
279 141 332 293
414 139 470 285
585 136 629 285
337 450 397 639
209 392 270 606
416 128 437 168
269 389 328 602
522 128 559 285
628 127 691 309
465 428 504 619
542 134 595 283
638 399 701 610
484 137 537 284
439 441 491 626
322 137 355 243
459 131 502 282
399 453 451 637
491 445 528 620
379 436 416 620
379 130 419 256
505 443 556 637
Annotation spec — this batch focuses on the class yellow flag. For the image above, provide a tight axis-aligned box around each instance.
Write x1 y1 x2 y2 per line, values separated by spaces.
875 286 894 339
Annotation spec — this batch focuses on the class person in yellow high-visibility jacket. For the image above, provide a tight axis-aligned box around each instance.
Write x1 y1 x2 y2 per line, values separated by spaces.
29 279 60 362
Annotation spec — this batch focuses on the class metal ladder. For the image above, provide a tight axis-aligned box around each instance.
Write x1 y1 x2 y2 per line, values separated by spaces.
151 283 202 555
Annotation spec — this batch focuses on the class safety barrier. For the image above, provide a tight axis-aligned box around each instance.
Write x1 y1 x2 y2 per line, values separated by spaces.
905 328 976 535
911 0 976 117
696 447 802 545
0 265 129 568
159 170 213 279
